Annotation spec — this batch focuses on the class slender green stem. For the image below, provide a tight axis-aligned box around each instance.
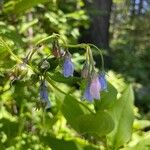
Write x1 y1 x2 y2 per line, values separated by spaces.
63 43 87 49
46 76 67 95
35 34 56 46
76 99 95 114
87 43 105 71
87 46 95 71
54 33 67 47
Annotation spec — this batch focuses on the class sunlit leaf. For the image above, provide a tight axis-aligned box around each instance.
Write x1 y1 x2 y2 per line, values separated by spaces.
107 85 134 150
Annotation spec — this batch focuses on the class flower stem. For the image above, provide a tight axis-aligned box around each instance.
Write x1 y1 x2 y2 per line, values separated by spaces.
86 46 95 71
35 34 56 46
87 43 105 71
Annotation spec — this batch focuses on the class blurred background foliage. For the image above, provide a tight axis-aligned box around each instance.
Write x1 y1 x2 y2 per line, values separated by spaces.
0 0 150 150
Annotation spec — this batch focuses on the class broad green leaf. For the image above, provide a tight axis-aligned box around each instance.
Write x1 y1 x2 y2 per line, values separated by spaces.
61 95 114 136
61 95 89 130
107 85 134 150
41 136 80 150
95 82 117 111
77 110 114 136
40 135 100 150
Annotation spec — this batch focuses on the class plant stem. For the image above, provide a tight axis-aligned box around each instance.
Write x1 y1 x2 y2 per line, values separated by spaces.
87 46 95 71
35 34 56 46
0 38 22 63
87 43 105 71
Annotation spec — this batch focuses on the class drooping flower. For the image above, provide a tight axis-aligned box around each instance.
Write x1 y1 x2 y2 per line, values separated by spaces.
63 52 74 77
83 72 101 101
81 62 89 79
89 73 101 100
39 80 51 110
99 73 107 91
83 83 93 102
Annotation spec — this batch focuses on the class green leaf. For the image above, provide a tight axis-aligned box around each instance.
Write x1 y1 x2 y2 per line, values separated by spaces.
47 58 60 71
40 135 100 150
4 0 49 14
61 95 114 136
41 136 80 150
107 85 134 150
77 110 114 136
61 95 88 130
49 72 82 85
0 118 18 140
95 82 118 111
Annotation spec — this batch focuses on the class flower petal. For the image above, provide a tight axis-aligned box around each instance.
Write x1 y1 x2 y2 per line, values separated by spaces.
40 81 51 110
99 73 107 91
90 74 101 100
63 58 74 77
84 84 93 102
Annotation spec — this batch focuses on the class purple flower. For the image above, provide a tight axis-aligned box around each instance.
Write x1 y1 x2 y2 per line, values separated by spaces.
63 54 74 77
84 83 93 102
40 81 51 110
89 73 101 100
84 73 101 101
99 73 107 91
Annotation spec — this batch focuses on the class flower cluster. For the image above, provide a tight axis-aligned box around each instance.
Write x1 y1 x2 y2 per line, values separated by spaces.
51 41 107 102
37 39 107 108
8 34 107 111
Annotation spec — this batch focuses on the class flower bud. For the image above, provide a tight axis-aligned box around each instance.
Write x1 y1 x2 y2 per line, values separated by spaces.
12 62 28 81
40 60 50 70
52 41 61 58
81 62 89 79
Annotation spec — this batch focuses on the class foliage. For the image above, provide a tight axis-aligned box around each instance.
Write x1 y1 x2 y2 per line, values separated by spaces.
110 0 150 111
0 0 150 150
